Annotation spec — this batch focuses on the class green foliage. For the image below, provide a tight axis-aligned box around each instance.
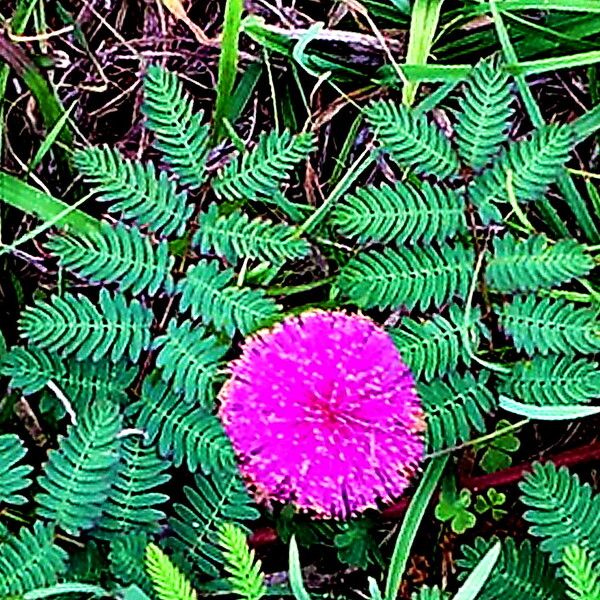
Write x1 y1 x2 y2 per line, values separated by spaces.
36 400 121 535
562 545 600 600
0 347 135 408
128 379 236 474
19 288 153 363
388 306 484 381
365 101 459 178
476 420 520 473
142 65 210 190
505 125 575 203
418 371 496 451
339 243 473 311
457 537 563 600
455 58 513 171
153 320 228 406
46 222 175 296
0 522 67 597
499 296 600 355
519 462 600 563
73 146 192 237
177 259 280 335
2 42 600 600
486 234 593 293
331 181 466 245
411 587 447 600
109 534 153 594
474 489 507 522
195 204 311 264
334 519 382 570
145 543 198 600
213 130 315 202
435 476 476 534
218 522 267 600
470 125 575 223
168 468 260 577
95 437 171 540
500 355 600 406
0 434 32 505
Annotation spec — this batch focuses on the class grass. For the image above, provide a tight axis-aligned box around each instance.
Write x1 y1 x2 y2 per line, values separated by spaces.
0 1 600 599
213 0 244 142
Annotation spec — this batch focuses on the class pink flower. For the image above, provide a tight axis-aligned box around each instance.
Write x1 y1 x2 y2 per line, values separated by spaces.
218 310 425 518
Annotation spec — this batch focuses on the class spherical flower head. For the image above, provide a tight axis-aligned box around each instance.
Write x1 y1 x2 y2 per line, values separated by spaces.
218 310 425 518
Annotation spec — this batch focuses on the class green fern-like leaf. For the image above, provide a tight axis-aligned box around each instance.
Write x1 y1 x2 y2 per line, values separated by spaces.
142 65 210 189
457 536 563 600
213 130 315 202
411 588 448 600
469 125 575 223
177 259 280 336
500 355 600 406
388 306 484 381
168 468 260 577
519 462 600 563
146 543 198 600
499 295 600 355
507 125 575 201
74 146 192 237
0 434 32 505
194 204 310 264
218 523 267 600
419 371 497 452
365 101 459 178
46 222 175 296
487 234 593 293
153 320 228 406
36 400 121 534
562 545 600 600
455 58 513 171
0 522 67 597
95 437 171 540
19 288 153 363
338 243 473 311
129 379 237 474
331 181 466 244
110 534 154 595
0 346 136 407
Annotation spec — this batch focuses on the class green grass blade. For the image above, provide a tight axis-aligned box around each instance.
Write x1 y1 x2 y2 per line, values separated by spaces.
28 102 76 172
486 0 600 11
402 0 445 105
499 396 600 420
384 455 449 600
213 0 244 141
572 103 600 142
403 63 471 82
0 30 73 174
507 49 600 75
23 583 110 599
227 61 263 126
452 542 501 600
289 536 313 600
10 0 40 33
1 0 39 157
0 172 100 235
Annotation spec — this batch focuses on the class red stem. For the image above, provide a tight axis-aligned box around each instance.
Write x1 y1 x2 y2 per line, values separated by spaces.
249 440 600 548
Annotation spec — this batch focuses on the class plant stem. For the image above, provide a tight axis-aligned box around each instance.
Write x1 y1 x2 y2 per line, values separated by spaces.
265 276 335 297
249 440 600 547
